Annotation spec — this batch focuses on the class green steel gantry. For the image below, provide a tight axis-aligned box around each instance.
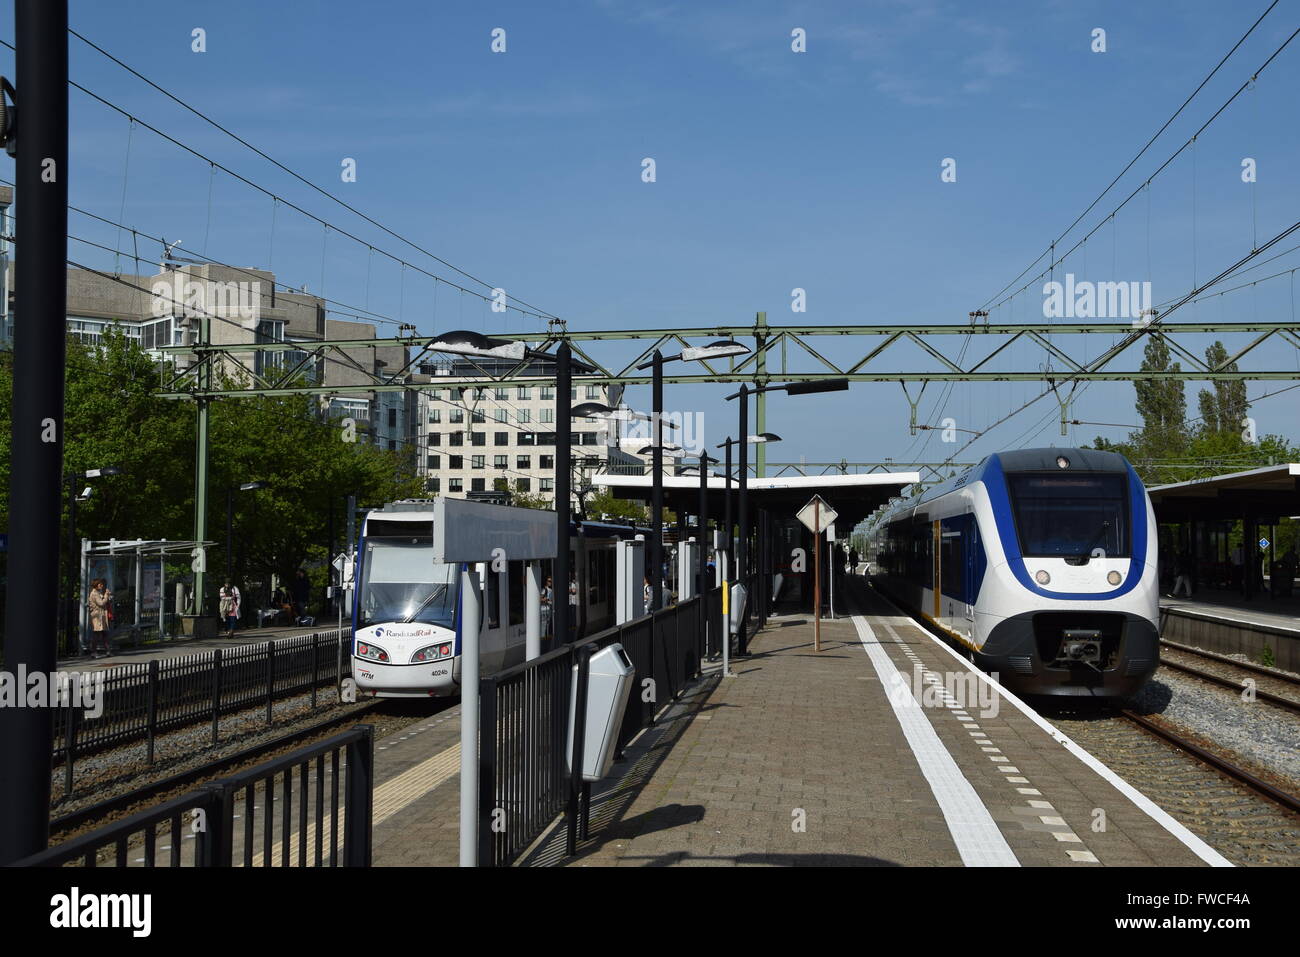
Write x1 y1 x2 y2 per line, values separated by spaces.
157 312 1300 609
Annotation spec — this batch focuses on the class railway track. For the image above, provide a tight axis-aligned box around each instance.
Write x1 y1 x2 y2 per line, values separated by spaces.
48 700 389 845
1156 639 1300 715
1117 707 1300 816
1046 707 1300 865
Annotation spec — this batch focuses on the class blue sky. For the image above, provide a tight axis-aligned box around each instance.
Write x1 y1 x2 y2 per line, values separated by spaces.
5 0 1300 471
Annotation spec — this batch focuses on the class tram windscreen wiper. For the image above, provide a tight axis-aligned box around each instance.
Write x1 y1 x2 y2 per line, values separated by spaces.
402 584 449 623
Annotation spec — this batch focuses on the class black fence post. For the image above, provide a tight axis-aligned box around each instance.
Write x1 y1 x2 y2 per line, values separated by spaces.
265 640 275 726
146 659 159 765
478 674 498 867
310 633 319 709
344 725 374 866
566 644 592 857
211 647 223 747
63 695 78 800
197 779 234 867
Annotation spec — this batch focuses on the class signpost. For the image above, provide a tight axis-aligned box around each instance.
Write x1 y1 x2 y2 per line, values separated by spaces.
796 495 838 652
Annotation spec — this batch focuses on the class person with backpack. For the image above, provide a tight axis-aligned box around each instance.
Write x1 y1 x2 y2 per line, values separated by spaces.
219 580 241 635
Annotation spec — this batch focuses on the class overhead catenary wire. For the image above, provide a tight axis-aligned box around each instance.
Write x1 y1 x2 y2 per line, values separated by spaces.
982 22 1300 317
979 0 1284 312
59 28 561 322
0 37 557 325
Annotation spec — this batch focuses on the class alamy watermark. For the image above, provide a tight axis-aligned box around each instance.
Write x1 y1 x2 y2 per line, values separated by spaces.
150 273 263 328
1042 273 1151 320
889 663 999 718
0 667 104 718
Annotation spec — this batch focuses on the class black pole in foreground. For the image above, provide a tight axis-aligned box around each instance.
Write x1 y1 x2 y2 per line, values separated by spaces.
650 350 663 612
737 386 750 654
697 454 711 654
554 343 572 647
0 0 69 866
724 442 733 582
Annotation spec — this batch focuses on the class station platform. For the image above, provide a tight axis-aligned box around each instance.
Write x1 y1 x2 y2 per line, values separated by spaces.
56 622 341 673
1160 590 1300 672
349 577 1230 867
534 578 1226 867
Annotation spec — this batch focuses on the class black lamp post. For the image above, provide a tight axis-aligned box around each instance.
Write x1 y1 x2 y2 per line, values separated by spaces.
62 465 122 654
695 453 718 654
726 377 848 653
225 480 268 587
715 432 780 652
635 340 749 612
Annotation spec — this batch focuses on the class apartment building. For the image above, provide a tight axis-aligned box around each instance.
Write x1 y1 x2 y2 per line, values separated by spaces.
415 354 644 504
2 250 411 457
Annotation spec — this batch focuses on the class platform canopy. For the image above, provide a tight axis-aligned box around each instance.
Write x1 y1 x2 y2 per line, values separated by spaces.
1147 463 1300 523
592 471 921 530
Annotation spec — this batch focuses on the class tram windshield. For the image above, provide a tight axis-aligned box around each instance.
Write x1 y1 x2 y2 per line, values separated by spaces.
1007 472 1130 558
358 532 459 628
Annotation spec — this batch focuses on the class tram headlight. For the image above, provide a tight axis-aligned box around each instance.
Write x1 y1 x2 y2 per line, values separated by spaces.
1034 569 1051 585
412 643 453 663
357 641 390 663
1107 570 1122 586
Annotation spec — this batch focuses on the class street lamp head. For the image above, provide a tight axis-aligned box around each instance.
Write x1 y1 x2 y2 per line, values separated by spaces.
428 329 526 361
680 339 750 362
637 444 684 457
80 466 123 479
748 432 782 444
571 401 615 418
782 378 850 396
239 481 269 492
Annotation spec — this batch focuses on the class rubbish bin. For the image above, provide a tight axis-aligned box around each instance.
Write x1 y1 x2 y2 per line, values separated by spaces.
567 642 635 782
728 583 748 637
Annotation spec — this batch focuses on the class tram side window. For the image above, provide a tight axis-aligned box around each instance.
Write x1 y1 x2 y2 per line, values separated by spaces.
508 561 524 626
486 566 501 629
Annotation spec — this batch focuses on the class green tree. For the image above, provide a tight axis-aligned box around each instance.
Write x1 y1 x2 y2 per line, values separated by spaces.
584 489 647 523
1196 341 1248 438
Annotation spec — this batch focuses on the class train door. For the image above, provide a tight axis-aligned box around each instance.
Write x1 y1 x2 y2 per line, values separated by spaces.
932 520 941 619
963 519 977 637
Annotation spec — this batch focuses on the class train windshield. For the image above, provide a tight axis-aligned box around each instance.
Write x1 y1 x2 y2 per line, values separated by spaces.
1007 472 1130 558
358 532 458 629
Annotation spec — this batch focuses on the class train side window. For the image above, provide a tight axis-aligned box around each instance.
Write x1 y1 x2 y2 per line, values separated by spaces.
486 566 501 629
508 561 524 626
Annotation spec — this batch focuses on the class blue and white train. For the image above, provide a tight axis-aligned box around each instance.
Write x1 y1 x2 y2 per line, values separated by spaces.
350 499 648 698
870 448 1159 697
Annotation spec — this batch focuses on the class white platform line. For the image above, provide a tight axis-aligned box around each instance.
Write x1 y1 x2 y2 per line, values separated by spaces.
852 615 1019 868
867 592 1233 868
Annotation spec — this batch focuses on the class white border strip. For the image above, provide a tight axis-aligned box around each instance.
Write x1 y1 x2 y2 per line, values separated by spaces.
852 615 1020 867
867 592 1232 867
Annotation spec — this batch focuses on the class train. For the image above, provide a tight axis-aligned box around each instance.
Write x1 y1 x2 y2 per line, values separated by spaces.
349 499 658 698
869 448 1159 698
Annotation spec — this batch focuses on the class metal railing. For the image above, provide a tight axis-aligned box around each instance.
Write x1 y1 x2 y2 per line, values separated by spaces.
54 629 353 779
15 725 374 867
478 590 719 866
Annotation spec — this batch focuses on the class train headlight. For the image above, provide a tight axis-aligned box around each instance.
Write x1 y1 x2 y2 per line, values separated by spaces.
1107 570 1122 586
357 642 390 663
1034 569 1051 585
412 643 453 663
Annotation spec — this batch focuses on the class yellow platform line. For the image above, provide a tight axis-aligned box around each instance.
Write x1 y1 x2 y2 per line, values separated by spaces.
245 742 461 867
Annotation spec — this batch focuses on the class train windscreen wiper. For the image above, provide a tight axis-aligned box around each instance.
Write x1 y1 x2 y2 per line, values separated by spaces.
1075 520 1112 563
